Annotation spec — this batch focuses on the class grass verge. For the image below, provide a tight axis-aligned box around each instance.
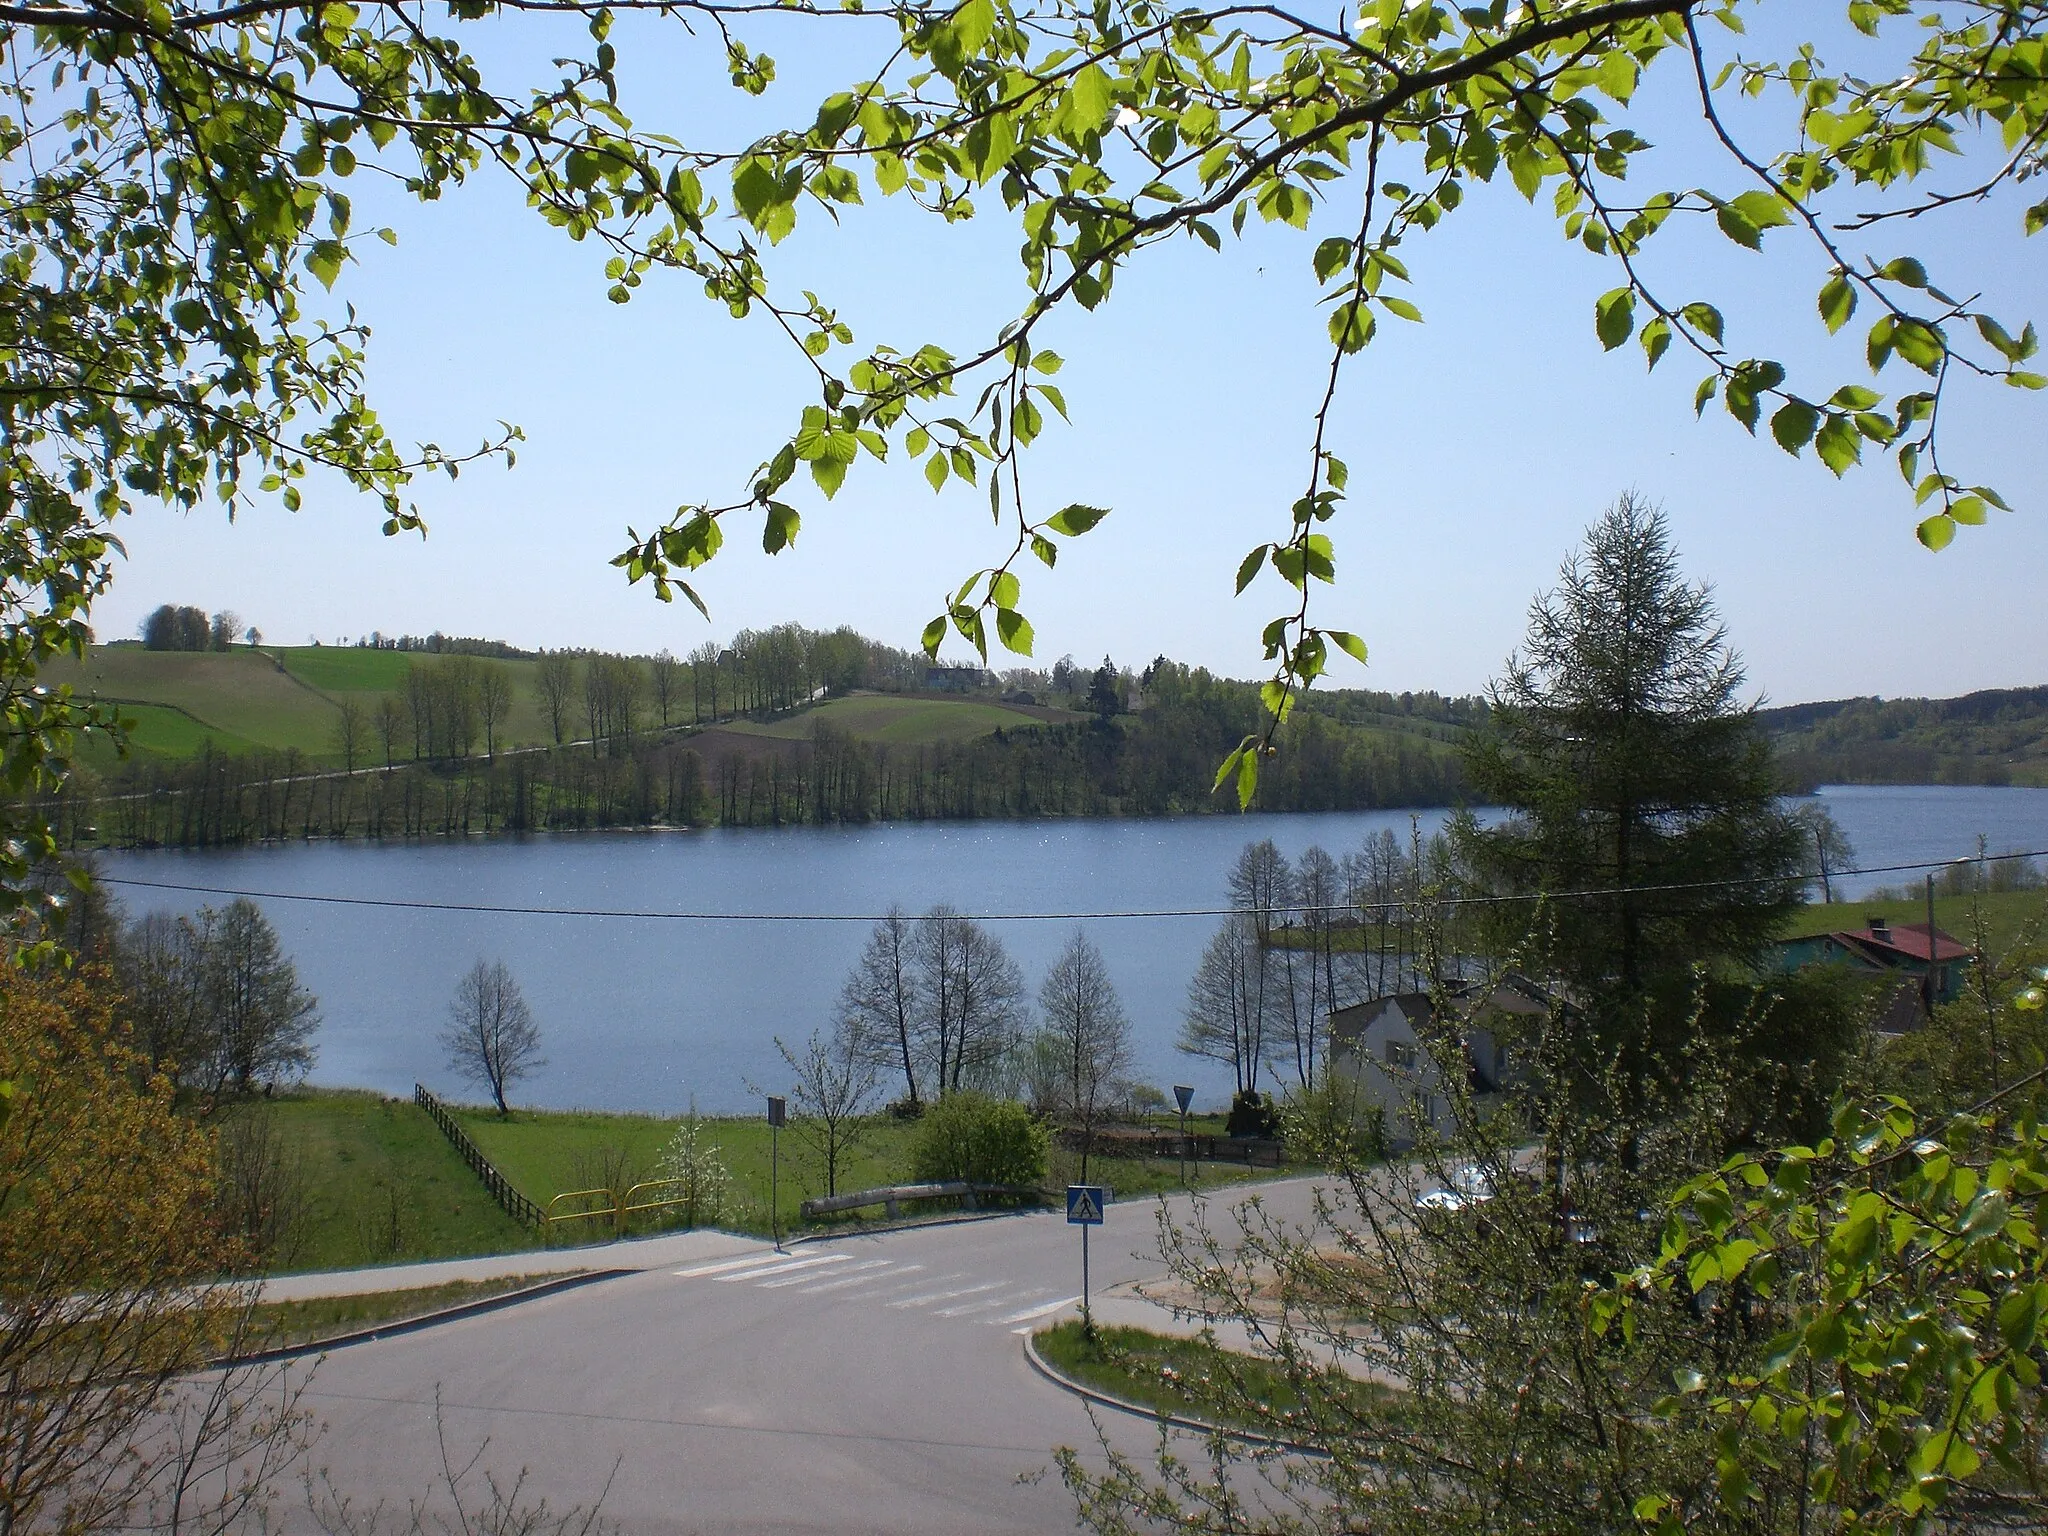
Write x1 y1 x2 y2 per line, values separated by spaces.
245 1274 572 1352
1034 1320 1389 1439
269 1091 538 1272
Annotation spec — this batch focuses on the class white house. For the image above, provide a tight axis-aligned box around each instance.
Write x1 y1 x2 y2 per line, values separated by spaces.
1327 976 1554 1149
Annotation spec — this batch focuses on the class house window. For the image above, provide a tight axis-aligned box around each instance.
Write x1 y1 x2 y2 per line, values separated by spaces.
1384 1039 1416 1070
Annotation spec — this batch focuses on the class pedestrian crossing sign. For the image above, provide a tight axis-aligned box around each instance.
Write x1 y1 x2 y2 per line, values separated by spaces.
1065 1185 1106 1225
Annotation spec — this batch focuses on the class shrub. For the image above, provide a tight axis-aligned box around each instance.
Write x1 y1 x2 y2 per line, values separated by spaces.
910 1092 1048 1189
1224 1088 1280 1139
659 1110 732 1228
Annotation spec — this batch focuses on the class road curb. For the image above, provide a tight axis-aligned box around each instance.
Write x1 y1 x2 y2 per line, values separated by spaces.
1019 1328 1329 1457
219 1268 634 1367
787 1200 1048 1246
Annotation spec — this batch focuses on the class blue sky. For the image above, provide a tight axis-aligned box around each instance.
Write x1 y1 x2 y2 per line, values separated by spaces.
100 7 2047 704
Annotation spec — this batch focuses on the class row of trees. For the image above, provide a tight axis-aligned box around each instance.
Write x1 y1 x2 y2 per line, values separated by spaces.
39 699 1464 852
139 605 257 652
822 919 1135 1179
1179 832 1457 1097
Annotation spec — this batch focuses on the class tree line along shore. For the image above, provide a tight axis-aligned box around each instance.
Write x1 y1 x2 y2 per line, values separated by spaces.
24 618 2048 850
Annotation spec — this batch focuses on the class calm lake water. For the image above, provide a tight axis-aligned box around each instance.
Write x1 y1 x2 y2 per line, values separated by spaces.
95 784 2048 1115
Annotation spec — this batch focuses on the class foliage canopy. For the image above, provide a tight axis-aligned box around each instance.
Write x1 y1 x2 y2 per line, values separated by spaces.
3 0 2043 899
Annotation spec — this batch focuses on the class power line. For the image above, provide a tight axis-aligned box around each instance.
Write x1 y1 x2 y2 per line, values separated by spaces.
94 845 2048 925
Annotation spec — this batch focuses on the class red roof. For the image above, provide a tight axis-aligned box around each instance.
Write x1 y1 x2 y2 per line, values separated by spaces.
1839 922 1972 965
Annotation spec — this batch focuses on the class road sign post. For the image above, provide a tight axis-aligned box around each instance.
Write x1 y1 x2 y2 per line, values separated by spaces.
1066 1184 1106 1328
767 1095 786 1251
1173 1085 1194 1188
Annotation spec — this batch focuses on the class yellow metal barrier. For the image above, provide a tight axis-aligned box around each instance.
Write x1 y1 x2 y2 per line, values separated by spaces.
543 1179 695 1239
620 1178 689 1217
544 1187 618 1227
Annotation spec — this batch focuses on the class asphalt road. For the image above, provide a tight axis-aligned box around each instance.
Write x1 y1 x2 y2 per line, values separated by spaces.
283 1177 1333 1535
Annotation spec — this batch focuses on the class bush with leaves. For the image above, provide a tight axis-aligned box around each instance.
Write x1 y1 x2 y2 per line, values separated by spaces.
1604 1089 2047 1535
0 963 312 1532
660 1109 734 1229
910 1092 1048 1190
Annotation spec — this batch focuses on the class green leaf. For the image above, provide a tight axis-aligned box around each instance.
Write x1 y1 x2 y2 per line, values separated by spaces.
761 501 800 553
1595 287 1635 351
919 616 946 656
1770 400 1819 455
1064 63 1113 135
1681 302 1724 345
995 607 1034 656
1997 1282 2043 1353
306 241 345 289
990 570 1020 608
1818 274 1857 334
1236 546 1267 593
1815 415 1859 476
1880 255 1928 288
925 452 948 492
1327 630 1368 665
1917 513 1956 551
1046 504 1109 536
1640 316 1672 370
1313 236 1353 284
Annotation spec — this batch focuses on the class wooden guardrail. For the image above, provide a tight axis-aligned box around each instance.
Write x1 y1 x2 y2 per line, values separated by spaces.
798 1181 1044 1221
414 1083 545 1229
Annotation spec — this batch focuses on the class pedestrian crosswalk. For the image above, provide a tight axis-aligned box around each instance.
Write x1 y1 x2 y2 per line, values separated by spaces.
671 1249 1078 1330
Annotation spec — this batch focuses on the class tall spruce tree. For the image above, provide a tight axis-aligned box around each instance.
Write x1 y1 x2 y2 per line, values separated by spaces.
1454 494 1805 1094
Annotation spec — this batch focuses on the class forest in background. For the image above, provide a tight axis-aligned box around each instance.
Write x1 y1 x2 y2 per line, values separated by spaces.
25 614 2048 851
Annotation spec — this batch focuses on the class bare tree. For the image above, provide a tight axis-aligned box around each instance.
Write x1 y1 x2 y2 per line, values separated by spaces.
1179 914 1266 1095
534 649 577 745
209 608 242 651
685 641 722 723
649 649 681 730
193 899 319 1103
838 907 923 1107
375 694 404 771
476 662 512 760
1036 930 1134 1180
116 909 207 1079
331 698 365 776
440 958 544 1116
915 908 1027 1096
775 1024 880 1198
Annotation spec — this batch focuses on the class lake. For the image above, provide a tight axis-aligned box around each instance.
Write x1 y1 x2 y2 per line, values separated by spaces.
95 784 2048 1115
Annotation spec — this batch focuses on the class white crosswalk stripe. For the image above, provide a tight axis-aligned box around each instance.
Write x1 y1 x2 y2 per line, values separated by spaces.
714 1253 850 1283
670 1250 1074 1327
995 1295 1080 1325
791 1260 911 1295
888 1279 1006 1309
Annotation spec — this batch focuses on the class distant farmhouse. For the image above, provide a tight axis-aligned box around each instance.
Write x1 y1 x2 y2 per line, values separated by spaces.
1327 976 1554 1149
1771 916 1973 1033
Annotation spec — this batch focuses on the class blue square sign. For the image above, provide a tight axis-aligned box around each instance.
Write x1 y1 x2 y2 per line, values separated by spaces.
1065 1185 1106 1225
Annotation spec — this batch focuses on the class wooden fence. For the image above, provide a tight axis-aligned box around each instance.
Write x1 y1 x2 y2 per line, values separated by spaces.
414 1083 545 1228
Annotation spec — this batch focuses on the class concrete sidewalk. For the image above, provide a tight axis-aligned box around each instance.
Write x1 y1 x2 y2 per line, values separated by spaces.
258 1227 769 1303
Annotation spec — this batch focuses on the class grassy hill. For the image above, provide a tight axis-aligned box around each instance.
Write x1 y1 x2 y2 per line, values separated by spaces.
44 646 1075 768
1762 686 2048 788
50 645 560 767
